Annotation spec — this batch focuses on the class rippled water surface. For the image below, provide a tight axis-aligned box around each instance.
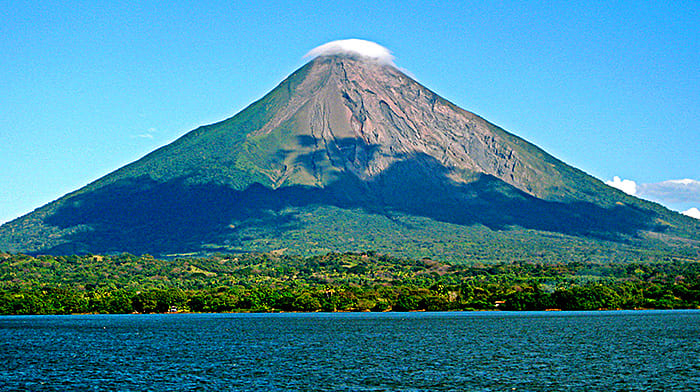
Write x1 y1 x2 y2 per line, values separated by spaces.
1 310 699 391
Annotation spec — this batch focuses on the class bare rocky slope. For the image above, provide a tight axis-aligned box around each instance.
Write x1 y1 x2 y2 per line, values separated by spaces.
1 54 698 260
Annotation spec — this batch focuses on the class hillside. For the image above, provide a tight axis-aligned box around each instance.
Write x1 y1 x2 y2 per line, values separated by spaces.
1 53 698 261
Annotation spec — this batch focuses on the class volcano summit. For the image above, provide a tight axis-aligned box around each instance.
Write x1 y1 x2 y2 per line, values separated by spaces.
2 40 698 260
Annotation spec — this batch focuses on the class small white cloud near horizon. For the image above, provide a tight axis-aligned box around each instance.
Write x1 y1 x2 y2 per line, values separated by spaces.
605 176 638 195
638 178 700 204
606 176 700 215
305 39 395 66
683 207 700 220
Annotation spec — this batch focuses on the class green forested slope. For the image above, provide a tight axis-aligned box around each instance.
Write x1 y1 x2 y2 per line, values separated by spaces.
1 56 698 258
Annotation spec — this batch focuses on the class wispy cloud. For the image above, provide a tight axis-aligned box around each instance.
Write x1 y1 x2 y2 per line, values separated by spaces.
606 176 700 218
638 179 700 205
133 127 158 139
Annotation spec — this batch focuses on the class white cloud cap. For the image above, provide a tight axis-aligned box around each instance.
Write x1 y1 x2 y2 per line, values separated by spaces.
306 39 394 65
606 176 638 195
682 207 700 220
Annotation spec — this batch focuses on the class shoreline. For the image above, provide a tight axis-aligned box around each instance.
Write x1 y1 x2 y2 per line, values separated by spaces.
3 307 699 317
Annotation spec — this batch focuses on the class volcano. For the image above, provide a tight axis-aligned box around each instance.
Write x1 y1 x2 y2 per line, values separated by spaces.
2 40 698 260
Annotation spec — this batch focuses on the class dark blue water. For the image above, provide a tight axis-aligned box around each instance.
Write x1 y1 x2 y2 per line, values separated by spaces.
1 310 699 391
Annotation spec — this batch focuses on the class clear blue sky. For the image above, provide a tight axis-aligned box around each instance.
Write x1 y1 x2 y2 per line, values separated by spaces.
2 1 699 224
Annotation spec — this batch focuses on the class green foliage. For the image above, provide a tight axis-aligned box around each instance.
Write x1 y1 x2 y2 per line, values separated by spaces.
3 55 700 262
0 251 699 315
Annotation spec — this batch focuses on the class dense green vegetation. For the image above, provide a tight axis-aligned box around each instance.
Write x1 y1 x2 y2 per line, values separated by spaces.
2 56 699 259
1 251 698 315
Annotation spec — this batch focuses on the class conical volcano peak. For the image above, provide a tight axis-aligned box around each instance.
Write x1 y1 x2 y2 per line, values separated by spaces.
305 39 395 66
2 41 699 258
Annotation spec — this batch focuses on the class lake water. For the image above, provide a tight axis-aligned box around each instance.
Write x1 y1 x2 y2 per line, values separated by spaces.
1 310 699 391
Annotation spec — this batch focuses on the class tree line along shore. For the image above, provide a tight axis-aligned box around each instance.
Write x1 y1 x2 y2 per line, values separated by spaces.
1 251 698 315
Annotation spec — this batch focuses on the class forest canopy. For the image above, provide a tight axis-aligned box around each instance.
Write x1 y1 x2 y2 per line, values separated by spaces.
1 251 698 315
